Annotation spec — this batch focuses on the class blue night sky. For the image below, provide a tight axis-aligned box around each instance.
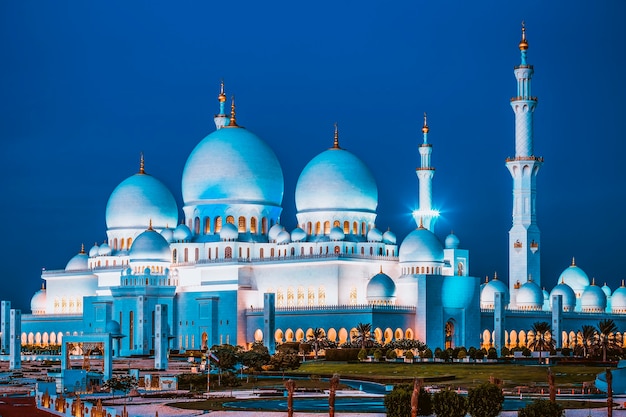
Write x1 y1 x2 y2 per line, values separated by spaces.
1 1 624 311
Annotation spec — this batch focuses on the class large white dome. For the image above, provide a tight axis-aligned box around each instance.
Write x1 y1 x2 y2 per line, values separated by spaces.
549 282 576 311
558 258 590 297
516 280 543 310
295 145 377 214
399 227 444 264
580 282 607 313
182 127 284 208
129 228 171 263
480 277 509 308
106 170 178 231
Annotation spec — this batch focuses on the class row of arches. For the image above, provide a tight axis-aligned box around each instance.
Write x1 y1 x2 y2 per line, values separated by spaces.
401 265 443 275
20 331 79 346
191 215 273 236
252 326 415 345
301 220 369 236
481 328 626 350
90 258 129 269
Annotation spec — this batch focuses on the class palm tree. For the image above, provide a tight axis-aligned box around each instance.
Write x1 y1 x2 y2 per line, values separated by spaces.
307 328 325 359
597 319 620 362
580 325 596 358
528 321 555 364
354 322 373 349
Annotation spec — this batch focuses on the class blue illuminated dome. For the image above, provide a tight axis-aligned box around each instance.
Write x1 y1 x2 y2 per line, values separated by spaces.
366 270 396 304
182 127 284 208
558 258 590 297
550 282 576 311
291 227 306 242
602 283 612 298
106 170 178 231
480 276 509 308
611 282 626 313
295 146 377 214
516 279 543 310
30 285 46 315
66 246 88 271
399 227 444 263
382 230 396 245
173 224 192 242
445 232 460 249
129 228 171 263
581 281 607 312
276 230 291 244
220 223 239 241
367 228 383 242
329 227 345 241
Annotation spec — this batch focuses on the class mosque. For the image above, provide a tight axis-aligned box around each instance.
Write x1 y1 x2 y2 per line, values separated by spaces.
2 25 625 360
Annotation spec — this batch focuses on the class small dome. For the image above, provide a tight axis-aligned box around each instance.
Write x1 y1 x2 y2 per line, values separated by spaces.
581 282 607 312
106 320 122 335
366 271 396 302
173 224 192 242
276 230 291 244
219 222 239 241
367 228 383 242
399 227 444 264
66 247 89 271
602 283 612 298
445 232 460 249
129 228 171 263
98 243 111 256
611 283 626 313
30 286 46 315
330 226 345 241
291 227 306 242
559 259 590 297
160 227 174 243
516 280 543 310
88 243 99 257
550 282 576 311
382 230 396 245
106 171 178 231
268 224 285 242
480 277 509 308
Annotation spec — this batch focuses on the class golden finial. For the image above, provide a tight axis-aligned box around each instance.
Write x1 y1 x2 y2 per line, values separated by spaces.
485 276 489 283
528 274 533 282
218 79 226 103
591 277 596 286
380 265 383 274
494 271 498 280
571 257 576 266
418 217 424 229
332 122 340 149
139 152 145 174
622 279 625 287
41 281 45 290
519 21 528 51
561 276 565 284
148 219 153 231
422 112 429 134
80 243 85 254
228 96 238 127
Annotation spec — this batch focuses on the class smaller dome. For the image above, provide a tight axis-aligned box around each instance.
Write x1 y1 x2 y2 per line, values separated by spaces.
399 227 444 264
550 282 576 311
516 279 543 310
219 222 239 241
173 224 192 242
129 228 171 263
161 227 174 243
88 243 99 257
98 243 112 256
330 226 345 241
611 282 626 313
66 246 89 271
276 230 291 244
382 230 396 245
268 224 285 242
559 258 590 297
366 271 396 302
601 283 612 298
105 320 122 335
291 227 306 242
581 282 607 312
367 228 383 242
30 285 46 315
445 232 460 249
480 277 509 308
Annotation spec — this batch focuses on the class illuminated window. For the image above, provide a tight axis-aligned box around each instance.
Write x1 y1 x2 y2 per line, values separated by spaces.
204 217 211 234
306 222 312 235
335 246 340 254
238 216 246 232
333 220 340 228
195 248 199 261
343 221 349 234
277 288 284 307
127 237 132 249
113 238 118 250
361 222 366 235
250 217 257 233
308 286 315 306
225 247 232 259
318 286 326 305
350 287 357 305
271 248 275 257
315 222 321 235
262 217 268 234
121 238 125 250
324 221 330 234
297 286 304 306
353 222 358 234
287 287 294 307
194 217 200 235
215 216 222 233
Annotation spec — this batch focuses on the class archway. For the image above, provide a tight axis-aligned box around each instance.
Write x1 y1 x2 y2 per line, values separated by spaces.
445 320 455 349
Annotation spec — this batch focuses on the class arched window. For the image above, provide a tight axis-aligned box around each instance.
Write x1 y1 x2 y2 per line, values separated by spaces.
113 238 118 250
184 248 188 262
297 286 304 306
343 221 349 234
370 247 373 255
127 237 132 249
318 286 326 305
309 247 313 255
333 220 340 228
353 222 358 234
324 221 330 234
291 247 295 256
315 222 321 235
260 248 264 259
287 287 294 307
226 215 234 224
238 216 246 232
195 248 199 261
262 217 268 234
277 287 284 307
238 247 242 258
129 311 134 350
215 247 219 258
350 287 357 305
361 247 365 255
270 248 275 257
361 222 366 235
121 238 125 250
250 217 257 234
225 247 232 259
207 248 211 260
204 217 211 234
194 217 200 235
300 247 304 256
334 246 340 254
215 216 222 233
306 222 312 235
308 286 315 306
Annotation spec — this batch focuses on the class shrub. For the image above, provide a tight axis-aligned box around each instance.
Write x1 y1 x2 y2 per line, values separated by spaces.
501 347 511 357
384 384 432 417
560 347 572 357
386 349 397 359
522 347 532 357
373 349 383 361
518 399 564 417
487 347 498 359
358 348 367 361
474 349 485 360
457 349 467 360
468 346 477 359
405 350 414 360
434 347 442 358
467 382 504 417
432 388 467 417
422 348 433 359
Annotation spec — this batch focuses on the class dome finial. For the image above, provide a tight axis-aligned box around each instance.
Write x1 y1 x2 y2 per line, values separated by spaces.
422 112 429 135
519 20 528 51
218 79 226 103
494 271 498 280
528 274 533 282
418 217 424 229
591 277 596 286
571 256 576 266
228 95 239 127
41 281 45 290
380 265 383 274
148 219 153 231
332 122 340 149
80 243 85 254
622 279 625 287
139 152 145 174
485 275 489 283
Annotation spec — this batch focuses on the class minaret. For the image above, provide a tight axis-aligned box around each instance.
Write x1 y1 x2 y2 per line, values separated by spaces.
213 80 228 130
412 112 438 231
506 22 543 305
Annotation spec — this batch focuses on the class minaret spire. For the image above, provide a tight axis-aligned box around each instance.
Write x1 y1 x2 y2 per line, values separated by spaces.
332 122 340 149
139 152 145 174
412 112 438 231
227 96 239 127
214 79 228 130
506 23 543 307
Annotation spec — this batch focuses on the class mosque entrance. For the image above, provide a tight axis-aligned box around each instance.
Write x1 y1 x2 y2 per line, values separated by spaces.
445 320 455 349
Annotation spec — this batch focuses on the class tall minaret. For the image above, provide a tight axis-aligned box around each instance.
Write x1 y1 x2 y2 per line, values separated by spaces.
214 80 228 130
506 22 543 306
412 113 438 231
